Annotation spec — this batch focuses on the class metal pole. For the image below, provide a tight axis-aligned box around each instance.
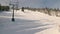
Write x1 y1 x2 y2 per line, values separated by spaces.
12 5 15 21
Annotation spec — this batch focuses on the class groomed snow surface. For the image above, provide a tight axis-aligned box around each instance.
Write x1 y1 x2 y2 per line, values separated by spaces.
0 9 60 34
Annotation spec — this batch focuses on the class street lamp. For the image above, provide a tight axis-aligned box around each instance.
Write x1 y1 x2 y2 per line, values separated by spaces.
11 5 15 21
9 0 19 22
9 3 15 22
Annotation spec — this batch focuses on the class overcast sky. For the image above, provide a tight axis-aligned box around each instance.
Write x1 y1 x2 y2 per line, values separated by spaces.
0 0 60 8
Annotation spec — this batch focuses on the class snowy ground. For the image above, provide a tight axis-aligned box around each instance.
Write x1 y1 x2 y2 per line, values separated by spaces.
0 9 60 34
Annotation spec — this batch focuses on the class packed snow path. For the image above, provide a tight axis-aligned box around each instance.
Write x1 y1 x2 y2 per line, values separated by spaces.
0 9 60 34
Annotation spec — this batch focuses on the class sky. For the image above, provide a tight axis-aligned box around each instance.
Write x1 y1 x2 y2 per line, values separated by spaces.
0 0 60 8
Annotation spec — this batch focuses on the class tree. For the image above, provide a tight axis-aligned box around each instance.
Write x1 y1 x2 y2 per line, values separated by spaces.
21 7 24 12
45 7 51 15
0 6 10 11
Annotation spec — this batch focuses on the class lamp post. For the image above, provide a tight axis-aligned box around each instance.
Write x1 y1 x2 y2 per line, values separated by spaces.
9 0 19 22
9 3 15 22
12 5 15 21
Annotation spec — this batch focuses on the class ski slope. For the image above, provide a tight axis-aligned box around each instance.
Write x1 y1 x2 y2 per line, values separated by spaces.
0 9 60 34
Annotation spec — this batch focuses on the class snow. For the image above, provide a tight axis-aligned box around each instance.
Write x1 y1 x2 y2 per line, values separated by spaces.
0 9 60 34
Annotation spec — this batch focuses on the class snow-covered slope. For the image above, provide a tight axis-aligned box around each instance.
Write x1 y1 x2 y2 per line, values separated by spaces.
0 9 60 34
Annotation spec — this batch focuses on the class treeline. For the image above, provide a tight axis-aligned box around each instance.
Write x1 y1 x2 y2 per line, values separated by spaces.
21 7 60 17
0 4 10 11
24 7 60 11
